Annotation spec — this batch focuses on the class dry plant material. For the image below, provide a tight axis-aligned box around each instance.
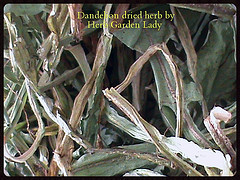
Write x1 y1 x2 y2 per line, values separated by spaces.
115 44 162 93
142 30 211 147
131 71 141 111
103 87 202 176
104 88 233 176
109 4 130 33
115 42 184 137
47 4 69 37
171 6 208 118
4 80 45 163
170 4 236 20
69 34 112 129
204 107 236 170
158 43 184 138
68 4 84 41
49 4 113 175
4 3 236 177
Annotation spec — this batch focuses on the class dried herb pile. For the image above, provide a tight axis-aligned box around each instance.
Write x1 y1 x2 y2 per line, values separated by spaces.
4 4 236 176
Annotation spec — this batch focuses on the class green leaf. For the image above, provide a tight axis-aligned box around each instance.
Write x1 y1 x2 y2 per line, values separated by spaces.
81 35 113 144
4 83 27 141
4 4 46 16
170 4 236 20
113 15 213 147
114 18 174 53
72 152 155 176
184 81 203 105
4 160 33 176
104 104 151 143
114 17 176 134
197 19 236 108
4 65 23 85
117 143 156 153
178 8 204 36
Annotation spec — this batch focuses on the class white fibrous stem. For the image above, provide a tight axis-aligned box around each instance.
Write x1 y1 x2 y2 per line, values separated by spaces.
204 106 236 172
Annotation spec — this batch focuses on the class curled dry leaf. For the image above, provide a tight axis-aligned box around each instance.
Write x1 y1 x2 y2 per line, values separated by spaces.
68 4 84 41
204 106 236 170
103 87 202 176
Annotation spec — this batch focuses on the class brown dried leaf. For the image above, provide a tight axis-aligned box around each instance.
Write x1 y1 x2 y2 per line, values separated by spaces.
68 4 84 41
109 4 130 33
115 44 162 93
103 87 202 176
